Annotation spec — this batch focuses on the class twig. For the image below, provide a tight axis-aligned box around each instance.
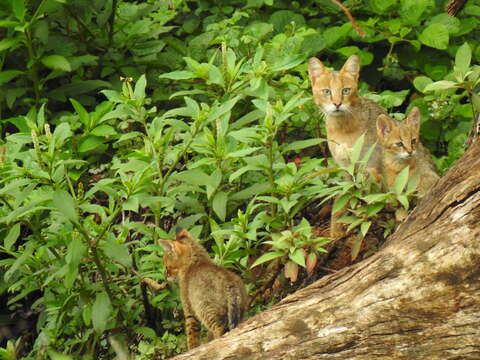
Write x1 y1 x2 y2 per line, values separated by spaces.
330 0 366 38
445 0 468 16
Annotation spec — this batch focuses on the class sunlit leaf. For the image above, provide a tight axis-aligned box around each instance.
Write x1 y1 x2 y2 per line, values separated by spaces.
393 166 410 195
454 42 471 75
92 293 112 333
212 191 228 222
289 248 306 268
4 223 21 252
251 251 284 268
52 189 78 223
41 55 71 72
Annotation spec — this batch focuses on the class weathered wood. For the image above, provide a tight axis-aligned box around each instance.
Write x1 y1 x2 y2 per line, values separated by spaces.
166 141 480 360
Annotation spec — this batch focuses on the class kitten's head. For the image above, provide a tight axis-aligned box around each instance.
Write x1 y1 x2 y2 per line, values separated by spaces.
159 238 192 281
376 107 421 160
308 55 360 117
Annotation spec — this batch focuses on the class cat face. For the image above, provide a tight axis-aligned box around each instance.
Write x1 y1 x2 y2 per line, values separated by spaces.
308 55 360 117
159 239 191 280
376 107 421 160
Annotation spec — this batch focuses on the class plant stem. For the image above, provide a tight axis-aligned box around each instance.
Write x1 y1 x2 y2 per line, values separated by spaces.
24 30 41 104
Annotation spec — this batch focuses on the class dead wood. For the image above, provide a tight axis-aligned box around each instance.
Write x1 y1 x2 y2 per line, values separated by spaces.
165 141 480 360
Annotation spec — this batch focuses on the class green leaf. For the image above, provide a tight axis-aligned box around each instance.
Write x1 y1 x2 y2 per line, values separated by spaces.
226 147 261 159
175 169 211 187
0 20 20 28
251 251 284 268
52 189 78 223
4 245 33 281
159 70 195 80
70 98 90 125
332 194 351 214
350 134 365 164
212 191 228 222
208 65 224 86
79 136 104 152
393 166 410 195
413 76 433 93
472 93 480 113
282 138 325 153
271 56 304 72
91 124 117 137
0 70 24 85
12 0 26 21
397 194 409 209
418 23 449 50
360 221 372 237
0 38 19 52
370 0 396 13
4 223 21 251
134 74 147 100
455 43 471 76
47 350 73 360
53 122 72 148
366 203 384 217
103 241 132 267
289 248 306 268
423 80 457 92
92 292 112 333
41 55 72 72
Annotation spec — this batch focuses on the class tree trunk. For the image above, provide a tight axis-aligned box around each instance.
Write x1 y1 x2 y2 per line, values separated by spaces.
167 141 480 360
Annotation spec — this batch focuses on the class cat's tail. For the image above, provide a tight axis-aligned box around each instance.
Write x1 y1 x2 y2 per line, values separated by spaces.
226 285 245 331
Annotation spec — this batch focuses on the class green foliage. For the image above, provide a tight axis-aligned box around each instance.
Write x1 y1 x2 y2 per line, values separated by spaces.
0 0 478 358
251 218 331 282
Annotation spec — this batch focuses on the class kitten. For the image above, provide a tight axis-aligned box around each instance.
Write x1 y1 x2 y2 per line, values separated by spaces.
376 107 440 196
159 228 249 349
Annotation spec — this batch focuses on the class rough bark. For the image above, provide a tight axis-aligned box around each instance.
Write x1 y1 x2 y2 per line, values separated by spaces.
167 141 480 360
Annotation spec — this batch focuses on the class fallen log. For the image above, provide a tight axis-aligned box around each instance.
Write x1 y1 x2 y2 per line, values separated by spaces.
166 140 480 360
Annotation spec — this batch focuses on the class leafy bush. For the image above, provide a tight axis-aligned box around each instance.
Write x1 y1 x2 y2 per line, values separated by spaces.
0 0 478 358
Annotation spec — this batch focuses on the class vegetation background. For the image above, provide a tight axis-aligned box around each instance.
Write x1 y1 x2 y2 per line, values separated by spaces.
0 0 479 358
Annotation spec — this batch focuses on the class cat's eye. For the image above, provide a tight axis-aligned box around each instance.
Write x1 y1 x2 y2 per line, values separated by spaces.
411 138 417 144
342 88 351 95
322 89 331 95
396 142 403 147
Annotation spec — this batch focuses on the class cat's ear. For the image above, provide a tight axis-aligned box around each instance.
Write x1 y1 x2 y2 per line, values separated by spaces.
376 114 393 139
340 55 360 80
159 239 175 254
308 57 327 87
176 227 193 242
405 107 420 135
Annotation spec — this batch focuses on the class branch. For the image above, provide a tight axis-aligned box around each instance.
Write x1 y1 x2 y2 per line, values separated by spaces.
330 0 366 38
445 0 468 16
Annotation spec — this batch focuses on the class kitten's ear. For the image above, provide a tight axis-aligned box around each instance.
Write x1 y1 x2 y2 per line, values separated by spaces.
158 239 175 253
406 107 421 134
340 55 360 80
176 227 193 242
308 57 327 87
376 115 393 139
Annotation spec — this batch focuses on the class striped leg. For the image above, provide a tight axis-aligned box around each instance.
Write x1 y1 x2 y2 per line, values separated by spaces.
185 315 201 349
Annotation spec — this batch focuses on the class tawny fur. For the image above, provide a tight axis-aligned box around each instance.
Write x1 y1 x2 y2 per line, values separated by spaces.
308 55 388 237
160 228 249 350
376 107 439 196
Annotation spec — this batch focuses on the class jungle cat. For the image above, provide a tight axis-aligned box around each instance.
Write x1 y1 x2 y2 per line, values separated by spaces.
376 107 440 196
308 54 388 169
159 227 249 350
308 54 388 237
